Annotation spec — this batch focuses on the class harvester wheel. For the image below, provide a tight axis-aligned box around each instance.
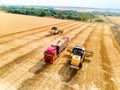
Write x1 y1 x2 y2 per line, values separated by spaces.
79 63 82 68
83 57 85 62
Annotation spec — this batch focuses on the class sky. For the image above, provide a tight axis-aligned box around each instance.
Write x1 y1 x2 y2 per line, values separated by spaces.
0 0 120 9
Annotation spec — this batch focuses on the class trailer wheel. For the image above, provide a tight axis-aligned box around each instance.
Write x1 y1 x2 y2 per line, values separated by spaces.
79 63 82 68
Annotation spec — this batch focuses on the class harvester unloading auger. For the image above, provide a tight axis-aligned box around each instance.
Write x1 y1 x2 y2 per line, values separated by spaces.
67 45 94 69
49 26 63 35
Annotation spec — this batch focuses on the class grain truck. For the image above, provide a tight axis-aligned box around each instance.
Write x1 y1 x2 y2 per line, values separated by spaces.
44 37 69 63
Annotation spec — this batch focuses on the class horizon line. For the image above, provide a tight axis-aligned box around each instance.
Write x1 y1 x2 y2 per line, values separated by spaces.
0 4 120 10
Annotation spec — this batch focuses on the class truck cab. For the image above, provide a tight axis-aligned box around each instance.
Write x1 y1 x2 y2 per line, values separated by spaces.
44 46 57 63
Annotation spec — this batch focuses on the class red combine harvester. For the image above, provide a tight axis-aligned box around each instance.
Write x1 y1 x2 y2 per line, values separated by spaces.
44 37 69 63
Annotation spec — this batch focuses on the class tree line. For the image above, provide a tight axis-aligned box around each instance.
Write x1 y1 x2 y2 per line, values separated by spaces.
0 6 95 21
92 11 120 16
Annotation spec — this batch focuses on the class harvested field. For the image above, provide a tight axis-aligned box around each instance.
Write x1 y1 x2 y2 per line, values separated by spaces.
0 13 67 35
107 16 120 46
107 16 120 25
0 13 120 90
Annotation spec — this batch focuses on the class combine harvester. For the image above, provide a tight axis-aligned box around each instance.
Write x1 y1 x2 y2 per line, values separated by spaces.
49 26 63 35
67 46 93 69
44 37 69 63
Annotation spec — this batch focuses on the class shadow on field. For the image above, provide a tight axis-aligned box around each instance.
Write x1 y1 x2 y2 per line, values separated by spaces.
44 34 53 37
58 62 78 83
58 53 91 83
29 59 50 74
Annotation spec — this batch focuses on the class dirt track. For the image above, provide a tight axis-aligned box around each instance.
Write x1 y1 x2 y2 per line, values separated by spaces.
0 14 120 90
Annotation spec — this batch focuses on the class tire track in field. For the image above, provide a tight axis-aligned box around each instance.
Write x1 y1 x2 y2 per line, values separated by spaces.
84 24 105 90
0 21 71 44
100 24 114 89
18 23 95 90
0 47 42 90
0 22 90 89
0 22 79 54
100 24 120 89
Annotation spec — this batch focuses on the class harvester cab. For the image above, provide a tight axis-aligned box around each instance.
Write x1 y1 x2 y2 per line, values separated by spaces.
72 46 85 58
52 26 57 30
69 46 85 69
